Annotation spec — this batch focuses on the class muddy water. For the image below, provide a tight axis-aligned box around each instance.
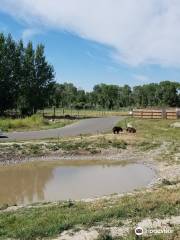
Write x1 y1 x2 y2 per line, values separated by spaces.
0 162 156 205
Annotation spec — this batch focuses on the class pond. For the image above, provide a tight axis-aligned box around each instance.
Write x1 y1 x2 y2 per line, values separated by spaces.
0 161 156 205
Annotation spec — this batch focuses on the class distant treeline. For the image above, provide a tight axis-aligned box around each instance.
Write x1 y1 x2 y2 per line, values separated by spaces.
0 33 55 115
54 81 180 110
0 33 180 116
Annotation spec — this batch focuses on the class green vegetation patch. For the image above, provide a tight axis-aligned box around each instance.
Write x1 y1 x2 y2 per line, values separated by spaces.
137 141 161 151
117 118 180 142
0 115 74 132
0 137 128 162
0 187 179 240
117 118 180 163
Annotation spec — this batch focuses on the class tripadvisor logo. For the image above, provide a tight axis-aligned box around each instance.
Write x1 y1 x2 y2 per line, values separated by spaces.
135 227 143 236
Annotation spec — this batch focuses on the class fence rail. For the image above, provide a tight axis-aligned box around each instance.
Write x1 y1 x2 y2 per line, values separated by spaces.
40 108 129 119
133 108 180 120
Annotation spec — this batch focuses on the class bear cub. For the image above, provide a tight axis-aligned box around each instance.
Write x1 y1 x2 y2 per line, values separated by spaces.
113 126 123 134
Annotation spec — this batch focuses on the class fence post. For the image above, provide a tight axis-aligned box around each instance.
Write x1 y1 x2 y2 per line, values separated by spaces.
53 106 56 119
162 108 166 119
176 108 180 119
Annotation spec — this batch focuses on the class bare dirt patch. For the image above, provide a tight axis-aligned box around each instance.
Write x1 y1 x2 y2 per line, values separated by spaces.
53 216 180 240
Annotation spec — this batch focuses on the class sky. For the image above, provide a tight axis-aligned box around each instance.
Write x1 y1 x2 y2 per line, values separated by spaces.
0 0 180 91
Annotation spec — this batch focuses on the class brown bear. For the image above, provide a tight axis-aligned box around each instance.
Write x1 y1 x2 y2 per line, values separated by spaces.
126 127 136 133
113 126 123 134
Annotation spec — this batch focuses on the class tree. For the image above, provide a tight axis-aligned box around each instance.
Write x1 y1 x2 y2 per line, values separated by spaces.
54 83 64 108
34 44 55 112
119 85 132 107
17 42 36 115
15 40 25 110
0 33 55 115
157 81 178 107
0 34 18 114
53 81 179 110
17 42 55 115
0 33 6 114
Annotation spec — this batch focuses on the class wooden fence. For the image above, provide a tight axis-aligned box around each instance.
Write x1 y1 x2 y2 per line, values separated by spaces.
133 108 180 120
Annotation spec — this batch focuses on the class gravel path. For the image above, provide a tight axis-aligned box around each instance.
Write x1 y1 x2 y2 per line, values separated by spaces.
0 116 123 141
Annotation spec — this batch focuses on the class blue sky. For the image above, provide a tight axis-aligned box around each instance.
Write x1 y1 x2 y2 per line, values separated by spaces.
0 1 180 91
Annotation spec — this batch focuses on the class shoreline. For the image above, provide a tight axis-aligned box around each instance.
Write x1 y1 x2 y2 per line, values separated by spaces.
0 154 160 210
0 149 177 206
0 144 179 182
0 139 179 208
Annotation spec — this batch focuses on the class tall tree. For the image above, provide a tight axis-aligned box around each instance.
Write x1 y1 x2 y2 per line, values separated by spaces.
0 33 55 115
0 33 6 114
15 40 25 110
34 44 55 112
0 34 18 113
157 81 178 107
18 41 36 115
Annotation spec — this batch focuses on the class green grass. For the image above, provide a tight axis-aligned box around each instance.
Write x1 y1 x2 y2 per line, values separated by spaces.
136 119 180 143
137 141 161 151
117 118 180 163
0 115 74 132
0 187 179 240
117 118 180 142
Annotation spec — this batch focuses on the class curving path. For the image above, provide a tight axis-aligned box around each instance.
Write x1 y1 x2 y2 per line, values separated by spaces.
1 116 123 141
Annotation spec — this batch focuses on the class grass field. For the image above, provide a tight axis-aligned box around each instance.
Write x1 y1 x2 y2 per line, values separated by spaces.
0 115 75 132
0 186 179 240
117 117 180 141
116 117 180 163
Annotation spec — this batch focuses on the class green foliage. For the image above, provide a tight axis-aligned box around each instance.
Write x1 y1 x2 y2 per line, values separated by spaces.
0 115 72 132
0 115 45 131
0 34 18 113
0 33 55 116
133 81 180 107
53 81 180 110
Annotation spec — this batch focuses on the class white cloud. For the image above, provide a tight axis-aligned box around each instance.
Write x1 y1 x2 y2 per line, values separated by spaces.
0 0 180 67
22 28 42 42
133 74 150 82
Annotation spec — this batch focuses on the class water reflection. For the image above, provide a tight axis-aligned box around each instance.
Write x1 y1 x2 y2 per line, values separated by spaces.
0 164 53 204
0 162 155 205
